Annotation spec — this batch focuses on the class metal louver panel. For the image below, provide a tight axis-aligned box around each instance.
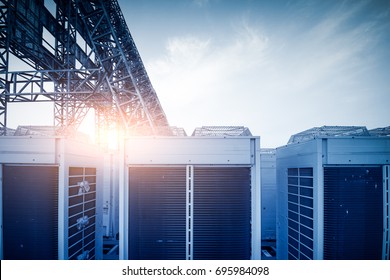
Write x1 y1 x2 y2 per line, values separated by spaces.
2 165 59 260
324 166 383 260
68 167 97 260
128 167 186 260
287 167 314 260
193 167 251 260
384 165 390 260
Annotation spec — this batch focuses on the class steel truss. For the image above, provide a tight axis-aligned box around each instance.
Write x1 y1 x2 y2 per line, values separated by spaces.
0 0 170 137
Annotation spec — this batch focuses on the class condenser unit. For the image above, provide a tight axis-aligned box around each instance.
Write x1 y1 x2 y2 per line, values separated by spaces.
276 135 390 260
260 149 276 242
0 136 103 260
119 136 261 260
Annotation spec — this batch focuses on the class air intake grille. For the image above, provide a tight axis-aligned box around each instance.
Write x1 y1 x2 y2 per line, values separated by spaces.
193 167 251 260
324 166 383 260
128 167 187 260
2 165 59 260
128 166 252 259
287 168 314 260
68 167 97 260
384 165 390 260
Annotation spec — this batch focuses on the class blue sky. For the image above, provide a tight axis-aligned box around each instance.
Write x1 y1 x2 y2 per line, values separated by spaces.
7 0 390 147
118 0 390 147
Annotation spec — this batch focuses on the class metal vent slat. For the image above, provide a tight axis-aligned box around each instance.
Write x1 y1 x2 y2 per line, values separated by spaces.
128 167 187 260
193 167 251 260
287 167 314 260
2 165 59 260
67 167 97 260
324 166 383 260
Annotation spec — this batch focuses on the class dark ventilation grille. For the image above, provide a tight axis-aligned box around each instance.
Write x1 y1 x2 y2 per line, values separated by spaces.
68 167 97 260
324 166 383 260
384 165 390 260
128 167 187 260
287 167 314 260
2 165 59 260
193 167 251 260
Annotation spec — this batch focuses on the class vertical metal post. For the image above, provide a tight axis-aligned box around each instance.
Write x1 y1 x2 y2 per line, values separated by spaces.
0 1 10 135
251 138 261 260
57 138 67 259
315 139 325 260
383 165 389 260
118 137 127 259
186 165 194 260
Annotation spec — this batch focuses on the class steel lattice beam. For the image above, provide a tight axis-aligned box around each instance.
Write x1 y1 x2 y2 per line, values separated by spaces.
0 0 170 138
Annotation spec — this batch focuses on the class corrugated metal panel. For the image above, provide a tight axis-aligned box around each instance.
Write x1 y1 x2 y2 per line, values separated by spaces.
128 167 187 260
193 167 251 260
2 165 58 260
324 166 383 260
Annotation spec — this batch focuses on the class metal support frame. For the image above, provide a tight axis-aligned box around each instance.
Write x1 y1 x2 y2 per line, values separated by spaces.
0 0 170 138
0 1 10 135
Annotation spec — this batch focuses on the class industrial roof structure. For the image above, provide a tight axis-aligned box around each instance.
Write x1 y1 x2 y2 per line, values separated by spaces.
192 126 253 137
287 126 370 144
0 0 170 139
368 126 390 137
287 125 390 144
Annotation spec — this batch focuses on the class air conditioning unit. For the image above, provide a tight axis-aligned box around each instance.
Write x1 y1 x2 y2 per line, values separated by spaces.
120 136 261 260
0 137 103 260
276 136 390 260
260 148 277 242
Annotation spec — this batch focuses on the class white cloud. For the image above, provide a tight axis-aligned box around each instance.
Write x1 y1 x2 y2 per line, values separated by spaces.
146 3 388 145
146 20 270 135
166 36 211 66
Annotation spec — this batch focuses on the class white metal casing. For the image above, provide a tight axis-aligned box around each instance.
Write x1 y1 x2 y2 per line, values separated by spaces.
120 136 261 260
0 136 104 260
276 136 390 260
260 149 277 241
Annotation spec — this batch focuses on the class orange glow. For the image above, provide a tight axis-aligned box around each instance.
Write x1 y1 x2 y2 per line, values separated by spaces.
78 110 123 150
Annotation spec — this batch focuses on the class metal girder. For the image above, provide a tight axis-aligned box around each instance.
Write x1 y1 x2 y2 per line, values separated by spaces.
0 0 170 137
74 0 169 135
0 0 10 135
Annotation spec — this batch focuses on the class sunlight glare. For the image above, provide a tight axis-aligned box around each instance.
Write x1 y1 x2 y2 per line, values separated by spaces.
105 128 119 150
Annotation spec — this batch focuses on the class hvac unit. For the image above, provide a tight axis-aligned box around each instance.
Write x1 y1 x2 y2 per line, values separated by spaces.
276 134 390 260
120 136 261 260
260 148 277 242
0 136 103 260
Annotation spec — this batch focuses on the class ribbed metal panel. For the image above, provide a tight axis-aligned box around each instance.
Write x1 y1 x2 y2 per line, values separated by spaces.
193 167 251 260
287 168 314 260
128 167 187 260
384 165 390 260
324 166 383 260
2 165 59 260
